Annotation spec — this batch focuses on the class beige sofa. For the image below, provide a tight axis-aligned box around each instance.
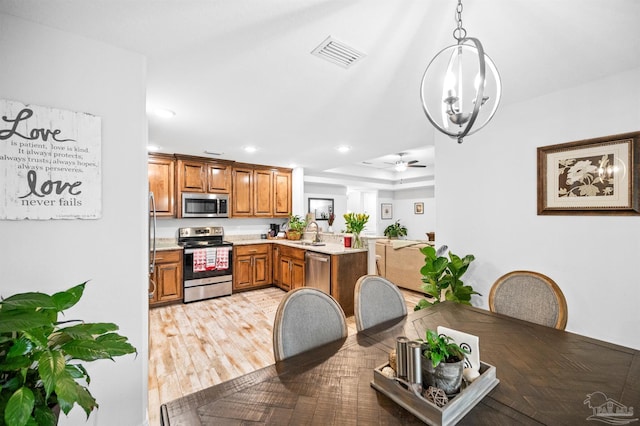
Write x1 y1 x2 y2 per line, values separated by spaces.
375 240 433 293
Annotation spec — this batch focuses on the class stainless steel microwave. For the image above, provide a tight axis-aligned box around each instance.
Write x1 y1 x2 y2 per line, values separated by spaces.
181 193 229 218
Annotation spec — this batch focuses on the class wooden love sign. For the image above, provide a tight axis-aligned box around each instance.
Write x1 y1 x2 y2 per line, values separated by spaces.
0 99 101 220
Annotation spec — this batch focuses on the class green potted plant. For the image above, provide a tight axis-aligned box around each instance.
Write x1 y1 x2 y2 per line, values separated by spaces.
421 329 469 395
383 220 408 239
0 282 137 426
286 214 306 240
414 246 478 310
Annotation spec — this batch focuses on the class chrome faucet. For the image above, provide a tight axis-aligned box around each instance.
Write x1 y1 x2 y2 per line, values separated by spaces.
307 221 321 243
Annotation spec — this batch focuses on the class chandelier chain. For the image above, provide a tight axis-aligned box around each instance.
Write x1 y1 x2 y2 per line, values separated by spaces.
453 0 467 42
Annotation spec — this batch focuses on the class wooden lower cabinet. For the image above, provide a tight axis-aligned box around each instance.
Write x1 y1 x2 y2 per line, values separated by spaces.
278 245 305 291
229 242 366 317
330 251 367 317
233 244 272 291
272 245 281 287
149 249 183 307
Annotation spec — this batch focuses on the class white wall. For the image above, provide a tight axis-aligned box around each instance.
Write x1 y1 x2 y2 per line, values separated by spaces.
303 183 435 239
392 187 436 240
0 14 148 426
436 67 640 350
304 182 348 232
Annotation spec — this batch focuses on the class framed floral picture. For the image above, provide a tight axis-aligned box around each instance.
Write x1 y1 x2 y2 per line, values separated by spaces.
381 203 393 220
537 131 640 215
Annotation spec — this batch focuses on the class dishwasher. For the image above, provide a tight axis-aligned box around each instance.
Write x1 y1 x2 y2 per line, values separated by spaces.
305 251 331 295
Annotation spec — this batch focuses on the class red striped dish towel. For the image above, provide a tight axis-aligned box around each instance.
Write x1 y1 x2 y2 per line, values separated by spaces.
216 247 230 270
205 248 217 271
193 249 207 272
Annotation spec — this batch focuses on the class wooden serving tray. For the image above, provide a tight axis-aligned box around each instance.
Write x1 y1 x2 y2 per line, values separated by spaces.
371 361 499 426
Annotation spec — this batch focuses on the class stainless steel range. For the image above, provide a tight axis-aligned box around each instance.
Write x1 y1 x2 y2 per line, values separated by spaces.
178 226 233 303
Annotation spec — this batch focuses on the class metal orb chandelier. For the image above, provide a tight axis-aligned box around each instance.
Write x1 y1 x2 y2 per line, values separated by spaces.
420 0 501 144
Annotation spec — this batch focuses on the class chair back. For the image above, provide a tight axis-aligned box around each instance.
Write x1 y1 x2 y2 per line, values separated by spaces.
272 287 347 361
354 275 407 332
489 270 568 330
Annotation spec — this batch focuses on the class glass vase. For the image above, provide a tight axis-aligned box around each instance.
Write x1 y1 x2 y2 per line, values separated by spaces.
352 232 363 249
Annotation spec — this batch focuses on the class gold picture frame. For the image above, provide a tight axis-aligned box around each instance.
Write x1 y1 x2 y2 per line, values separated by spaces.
537 131 640 215
414 202 424 214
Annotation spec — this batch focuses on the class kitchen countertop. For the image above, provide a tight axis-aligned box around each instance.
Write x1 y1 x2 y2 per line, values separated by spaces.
152 237 368 255
154 239 182 251
232 238 367 255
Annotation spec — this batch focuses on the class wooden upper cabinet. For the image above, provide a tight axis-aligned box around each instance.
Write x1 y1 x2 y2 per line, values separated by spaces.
177 157 232 194
207 163 231 193
254 168 273 217
232 167 254 216
232 164 292 218
273 170 292 217
148 154 176 217
178 159 206 193
175 156 233 217
165 155 290 218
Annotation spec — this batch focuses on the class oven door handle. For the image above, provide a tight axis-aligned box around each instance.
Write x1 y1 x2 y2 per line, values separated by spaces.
184 246 231 255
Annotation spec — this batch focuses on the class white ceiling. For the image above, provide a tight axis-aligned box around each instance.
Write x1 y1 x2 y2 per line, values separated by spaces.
2 0 639 184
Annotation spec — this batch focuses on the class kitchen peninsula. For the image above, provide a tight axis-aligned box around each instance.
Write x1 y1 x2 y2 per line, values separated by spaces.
150 236 368 316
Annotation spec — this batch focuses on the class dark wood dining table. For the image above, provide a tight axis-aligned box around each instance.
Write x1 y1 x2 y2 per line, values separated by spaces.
160 302 640 425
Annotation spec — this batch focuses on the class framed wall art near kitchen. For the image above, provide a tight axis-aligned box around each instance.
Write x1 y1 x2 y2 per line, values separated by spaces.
537 131 640 216
0 99 102 220
308 197 333 220
414 202 424 214
381 203 393 220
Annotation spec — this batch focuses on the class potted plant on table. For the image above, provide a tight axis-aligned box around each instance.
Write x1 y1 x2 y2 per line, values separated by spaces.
0 282 137 426
414 245 479 310
421 329 469 396
343 212 369 249
383 220 408 239
286 214 306 240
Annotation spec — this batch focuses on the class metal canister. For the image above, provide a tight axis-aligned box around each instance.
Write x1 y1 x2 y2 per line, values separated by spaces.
407 341 423 385
395 336 410 378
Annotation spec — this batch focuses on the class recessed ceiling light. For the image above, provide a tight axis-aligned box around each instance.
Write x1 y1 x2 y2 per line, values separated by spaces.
147 145 161 152
336 145 351 153
152 108 176 119
243 146 257 153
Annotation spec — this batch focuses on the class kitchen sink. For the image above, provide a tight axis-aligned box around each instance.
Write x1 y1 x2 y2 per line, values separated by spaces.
295 241 326 246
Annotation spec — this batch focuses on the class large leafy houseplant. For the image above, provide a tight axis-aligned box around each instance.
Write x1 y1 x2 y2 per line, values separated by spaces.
0 282 137 426
383 220 407 238
414 246 479 310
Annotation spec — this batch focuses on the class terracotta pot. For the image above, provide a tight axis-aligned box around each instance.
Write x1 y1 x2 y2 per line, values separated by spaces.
421 357 464 396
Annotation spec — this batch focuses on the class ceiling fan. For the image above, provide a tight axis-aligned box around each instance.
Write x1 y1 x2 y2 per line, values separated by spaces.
387 153 427 172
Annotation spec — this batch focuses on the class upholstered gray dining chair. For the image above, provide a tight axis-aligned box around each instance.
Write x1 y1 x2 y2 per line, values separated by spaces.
489 270 568 330
354 275 407 332
272 287 348 361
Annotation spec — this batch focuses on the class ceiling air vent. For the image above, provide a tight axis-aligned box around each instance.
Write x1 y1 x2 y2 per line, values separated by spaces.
311 36 366 69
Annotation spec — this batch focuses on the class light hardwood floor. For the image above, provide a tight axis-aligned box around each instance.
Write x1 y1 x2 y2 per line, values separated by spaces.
148 286 425 426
